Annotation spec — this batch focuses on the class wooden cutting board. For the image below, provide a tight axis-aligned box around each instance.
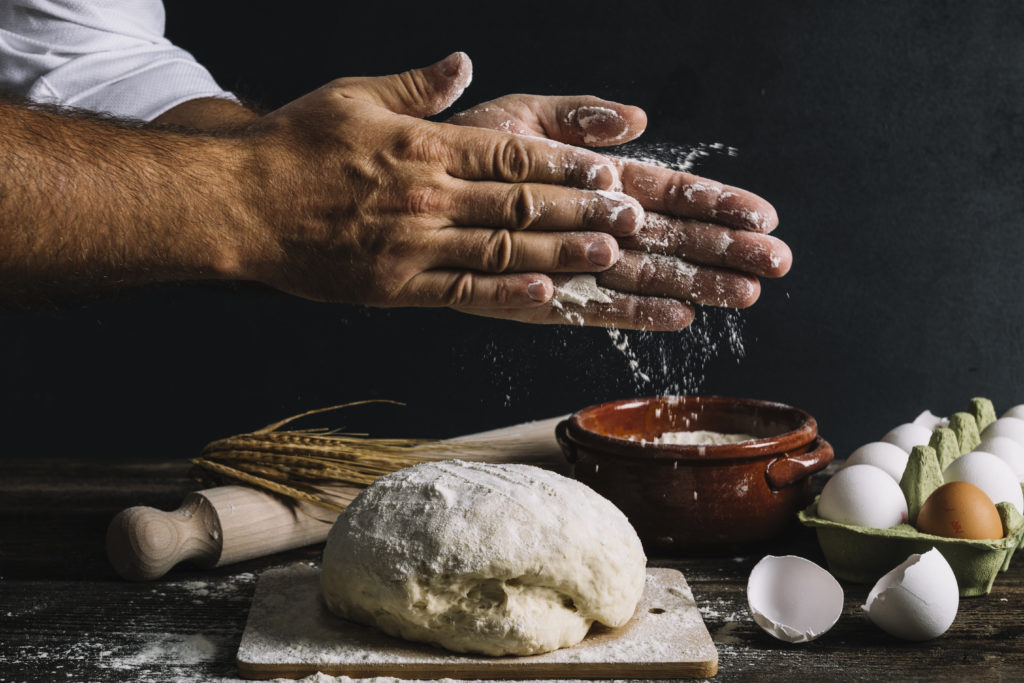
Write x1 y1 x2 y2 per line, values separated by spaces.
236 565 717 679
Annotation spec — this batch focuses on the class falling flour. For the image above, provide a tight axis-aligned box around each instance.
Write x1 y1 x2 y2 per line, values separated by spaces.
597 141 749 393
468 141 751 403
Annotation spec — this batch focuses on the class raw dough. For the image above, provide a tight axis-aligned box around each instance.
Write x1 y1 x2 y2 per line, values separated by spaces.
320 460 646 656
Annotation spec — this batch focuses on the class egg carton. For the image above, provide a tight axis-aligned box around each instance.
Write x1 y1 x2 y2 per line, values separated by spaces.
798 397 1024 597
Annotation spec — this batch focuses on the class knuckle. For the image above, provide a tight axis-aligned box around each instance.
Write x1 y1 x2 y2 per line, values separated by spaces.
395 70 433 107
446 272 475 307
556 241 573 269
402 185 446 216
582 195 602 226
636 256 660 288
496 138 531 181
391 126 442 162
505 186 539 230
491 278 516 306
484 230 515 273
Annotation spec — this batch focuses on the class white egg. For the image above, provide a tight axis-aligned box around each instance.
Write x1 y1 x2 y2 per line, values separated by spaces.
1002 404 1024 421
863 549 958 640
845 442 909 482
881 422 934 454
912 409 948 431
975 436 1024 481
818 464 908 528
981 416 1024 447
747 555 844 643
943 451 1024 513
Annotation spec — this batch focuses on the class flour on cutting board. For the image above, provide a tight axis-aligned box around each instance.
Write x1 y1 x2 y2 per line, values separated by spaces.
238 563 717 678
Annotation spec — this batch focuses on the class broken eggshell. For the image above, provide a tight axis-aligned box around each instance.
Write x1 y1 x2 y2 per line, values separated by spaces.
863 548 959 641
747 555 844 643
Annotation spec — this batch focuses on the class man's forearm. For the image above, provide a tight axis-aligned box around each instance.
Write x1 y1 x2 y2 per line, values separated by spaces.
151 97 260 132
0 100 257 306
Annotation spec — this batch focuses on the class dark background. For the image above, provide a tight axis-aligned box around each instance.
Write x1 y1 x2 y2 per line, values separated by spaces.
3 0 1023 460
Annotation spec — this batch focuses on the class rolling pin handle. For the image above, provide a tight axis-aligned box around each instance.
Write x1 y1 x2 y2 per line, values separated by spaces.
106 493 221 581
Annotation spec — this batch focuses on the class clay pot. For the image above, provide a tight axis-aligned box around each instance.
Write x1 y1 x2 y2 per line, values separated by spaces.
555 396 834 551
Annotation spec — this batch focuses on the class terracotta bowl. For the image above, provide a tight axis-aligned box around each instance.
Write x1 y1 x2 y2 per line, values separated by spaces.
555 396 834 551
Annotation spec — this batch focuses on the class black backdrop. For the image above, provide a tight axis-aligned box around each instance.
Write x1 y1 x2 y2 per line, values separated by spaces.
4 0 1024 460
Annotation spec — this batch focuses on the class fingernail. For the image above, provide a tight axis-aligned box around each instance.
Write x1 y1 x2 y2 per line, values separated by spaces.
438 52 463 78
527 280 550 302
586 240 615 267
574 106 628 144
611 202 643 235
585 162 618 190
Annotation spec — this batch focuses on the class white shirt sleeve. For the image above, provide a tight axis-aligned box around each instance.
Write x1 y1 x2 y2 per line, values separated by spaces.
0 0 237 121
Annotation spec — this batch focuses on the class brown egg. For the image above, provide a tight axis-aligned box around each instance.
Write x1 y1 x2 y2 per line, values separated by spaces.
916 481 1004 540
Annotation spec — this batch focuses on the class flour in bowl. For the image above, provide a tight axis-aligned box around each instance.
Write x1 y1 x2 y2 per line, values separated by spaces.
654 430 756 445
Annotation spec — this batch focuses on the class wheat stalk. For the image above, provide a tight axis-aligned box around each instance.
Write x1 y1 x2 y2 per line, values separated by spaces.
189 401 496 512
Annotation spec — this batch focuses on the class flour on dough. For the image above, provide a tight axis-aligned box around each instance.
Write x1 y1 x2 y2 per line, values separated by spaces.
320 460 646 656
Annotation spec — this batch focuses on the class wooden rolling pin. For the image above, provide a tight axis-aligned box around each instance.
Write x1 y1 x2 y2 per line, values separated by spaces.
106 415 568 581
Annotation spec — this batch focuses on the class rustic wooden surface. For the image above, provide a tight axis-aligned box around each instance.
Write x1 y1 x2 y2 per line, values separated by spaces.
1 458 1022 682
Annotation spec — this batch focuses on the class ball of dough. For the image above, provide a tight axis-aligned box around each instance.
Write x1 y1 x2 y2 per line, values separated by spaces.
320 460 647 656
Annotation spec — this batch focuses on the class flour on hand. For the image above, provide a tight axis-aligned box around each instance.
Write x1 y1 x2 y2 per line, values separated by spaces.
552 274 614 308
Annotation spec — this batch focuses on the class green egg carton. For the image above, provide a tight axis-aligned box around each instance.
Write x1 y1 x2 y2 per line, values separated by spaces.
798 397 1024 597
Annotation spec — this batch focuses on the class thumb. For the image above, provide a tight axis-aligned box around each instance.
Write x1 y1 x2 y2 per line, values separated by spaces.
331 52 473 118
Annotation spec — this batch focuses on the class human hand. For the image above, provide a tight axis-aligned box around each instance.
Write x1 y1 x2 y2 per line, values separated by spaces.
450 95 791 326
234 53 661 323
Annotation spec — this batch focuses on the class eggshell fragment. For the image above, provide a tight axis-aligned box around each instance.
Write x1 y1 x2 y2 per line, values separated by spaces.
818 464 908 528
747 555 844 643
916 481 1004 540
845 442 909 482
913 410 948 430
975 436 1024 481
943 451 1024 513
881 423 934 454
980 417 1024 447
863 549 958 640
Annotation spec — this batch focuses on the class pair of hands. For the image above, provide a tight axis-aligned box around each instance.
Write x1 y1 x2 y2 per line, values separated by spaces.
203 52 790 330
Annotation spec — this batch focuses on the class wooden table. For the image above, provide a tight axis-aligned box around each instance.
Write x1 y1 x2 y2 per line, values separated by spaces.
2 459 1022 682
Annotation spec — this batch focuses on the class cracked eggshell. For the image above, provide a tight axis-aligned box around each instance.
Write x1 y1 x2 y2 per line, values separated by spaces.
818 464 908 528
747 555 844 643
845 441 909 482
863 548 958 640
980 417 1024 447
974 436 1024 481
881 423 934 454
943 451 1024 513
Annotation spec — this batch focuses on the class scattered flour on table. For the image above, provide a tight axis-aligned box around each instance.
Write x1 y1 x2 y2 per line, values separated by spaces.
274 677 667 683
114 634 219 667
